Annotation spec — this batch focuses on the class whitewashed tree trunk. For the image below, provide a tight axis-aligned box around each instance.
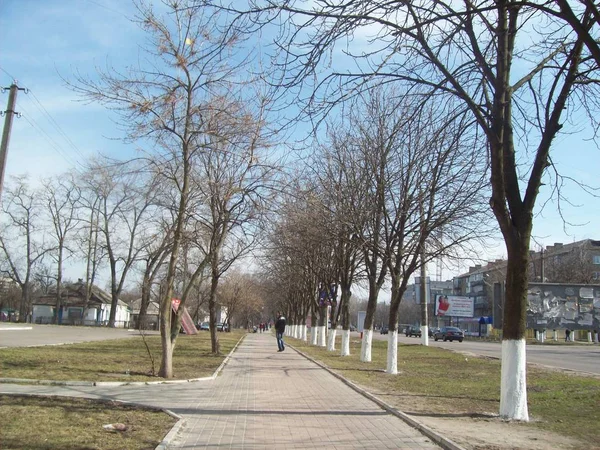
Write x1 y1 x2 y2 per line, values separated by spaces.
294 324 299 339
360 329 373 362
500 340 529 421
588 331 592 343
341 329 350 356
420 326 429 346
301 325 307 341
386 330 398 374
539 331 544 343
327 328 337 351
553 330 558 341
310 326 318 345
318 325 327 347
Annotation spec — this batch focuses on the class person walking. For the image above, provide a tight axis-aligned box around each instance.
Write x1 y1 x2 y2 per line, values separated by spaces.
565 329 571 342
275 312 286 352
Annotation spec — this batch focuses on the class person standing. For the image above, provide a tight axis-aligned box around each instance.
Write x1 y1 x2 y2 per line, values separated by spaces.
565 328 571 342
275 312 286 352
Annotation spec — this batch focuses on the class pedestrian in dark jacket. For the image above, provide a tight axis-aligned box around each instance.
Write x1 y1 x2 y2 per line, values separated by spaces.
275 312 286 352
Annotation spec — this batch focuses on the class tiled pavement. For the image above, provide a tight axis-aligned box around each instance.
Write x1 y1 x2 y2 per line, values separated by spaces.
0 332 441 449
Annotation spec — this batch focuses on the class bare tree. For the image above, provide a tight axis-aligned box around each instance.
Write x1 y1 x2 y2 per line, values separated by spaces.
0 177 51 322
42 174 81 324
81 160 157 327
224 0 600 421
69 1 266 376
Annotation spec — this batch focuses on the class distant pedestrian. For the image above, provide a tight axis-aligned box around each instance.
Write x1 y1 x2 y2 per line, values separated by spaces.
565 329 571 342
275 312 286 352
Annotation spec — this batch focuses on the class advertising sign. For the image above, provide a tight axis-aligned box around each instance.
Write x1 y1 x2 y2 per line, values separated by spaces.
527 283 600 330
435 295 474 318
171 299 198 335
357 311 366 332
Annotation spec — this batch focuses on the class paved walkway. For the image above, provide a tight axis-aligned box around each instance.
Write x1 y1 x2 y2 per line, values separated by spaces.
0 332 440 449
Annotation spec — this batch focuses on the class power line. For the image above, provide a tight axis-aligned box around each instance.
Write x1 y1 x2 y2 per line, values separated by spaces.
26 90 87 165
0 67 88 171
18 104 86 171
0 66 16 82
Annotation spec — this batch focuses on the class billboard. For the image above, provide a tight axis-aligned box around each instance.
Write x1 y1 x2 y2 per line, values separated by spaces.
527 283 600 330
435 295 474 318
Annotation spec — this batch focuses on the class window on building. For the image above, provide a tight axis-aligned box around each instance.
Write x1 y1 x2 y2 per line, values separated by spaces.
593 272 600 280
593 255 600 265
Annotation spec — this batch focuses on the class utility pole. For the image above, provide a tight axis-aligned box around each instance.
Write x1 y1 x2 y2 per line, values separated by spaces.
0 83 26 199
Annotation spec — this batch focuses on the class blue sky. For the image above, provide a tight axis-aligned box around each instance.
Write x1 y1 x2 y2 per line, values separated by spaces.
1 0 600 282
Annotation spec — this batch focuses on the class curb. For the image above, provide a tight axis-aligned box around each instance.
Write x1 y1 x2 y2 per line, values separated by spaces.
0 334 246 387
155 409 185 450
290 344 466 450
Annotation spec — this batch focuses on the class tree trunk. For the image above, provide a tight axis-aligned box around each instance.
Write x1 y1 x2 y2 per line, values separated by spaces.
360 284 379 362
340 287 351 356
317 304 327 347
54 247 63 325
499 238 530 420
310 307 318 345
209 274 220 354
387 276 403 374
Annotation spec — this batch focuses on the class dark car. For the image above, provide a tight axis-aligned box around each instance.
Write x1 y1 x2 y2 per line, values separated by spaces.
429 327 440 337
405 326 421 337
433 326 464 342
380 326 389 335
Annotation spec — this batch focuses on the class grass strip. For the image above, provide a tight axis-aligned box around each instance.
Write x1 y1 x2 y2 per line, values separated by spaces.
0 330 245 382
288 335 600 445
0 394 176 450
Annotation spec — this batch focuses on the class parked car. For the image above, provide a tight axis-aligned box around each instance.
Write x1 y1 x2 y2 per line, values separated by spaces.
197 322 210 331
433 326 464 342
380 326 389 335
405 326 421 337
216 322 229 332
429 327 440 337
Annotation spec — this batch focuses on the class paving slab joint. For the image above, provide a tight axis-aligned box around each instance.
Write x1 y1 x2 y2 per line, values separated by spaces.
290 344 467 450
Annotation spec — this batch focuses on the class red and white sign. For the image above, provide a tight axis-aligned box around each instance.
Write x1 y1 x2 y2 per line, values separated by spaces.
171 299 198 335
435 295 474 318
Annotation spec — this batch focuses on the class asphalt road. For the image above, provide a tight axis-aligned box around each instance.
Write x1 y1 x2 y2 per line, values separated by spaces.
0 322 150 348
368 331 600 376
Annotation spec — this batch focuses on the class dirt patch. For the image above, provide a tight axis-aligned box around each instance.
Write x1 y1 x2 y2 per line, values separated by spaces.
371 389 588 450
417 414 583 450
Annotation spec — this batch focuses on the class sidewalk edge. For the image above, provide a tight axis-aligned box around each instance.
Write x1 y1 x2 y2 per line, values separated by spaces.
155 409 185 450
291 345 466 450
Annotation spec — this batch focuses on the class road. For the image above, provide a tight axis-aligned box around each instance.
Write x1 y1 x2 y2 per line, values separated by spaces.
0 322 150 348
367 331 600 375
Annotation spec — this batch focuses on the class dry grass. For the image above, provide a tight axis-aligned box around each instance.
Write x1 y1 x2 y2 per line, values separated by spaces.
0 330 245 382
0 394 176 450
289 335 600 445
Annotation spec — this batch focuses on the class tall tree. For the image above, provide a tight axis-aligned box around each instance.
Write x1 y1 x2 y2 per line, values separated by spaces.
82 160 157 327
42 174 81 324
70 0 260 376
229 0 600 420
0 177 51 322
